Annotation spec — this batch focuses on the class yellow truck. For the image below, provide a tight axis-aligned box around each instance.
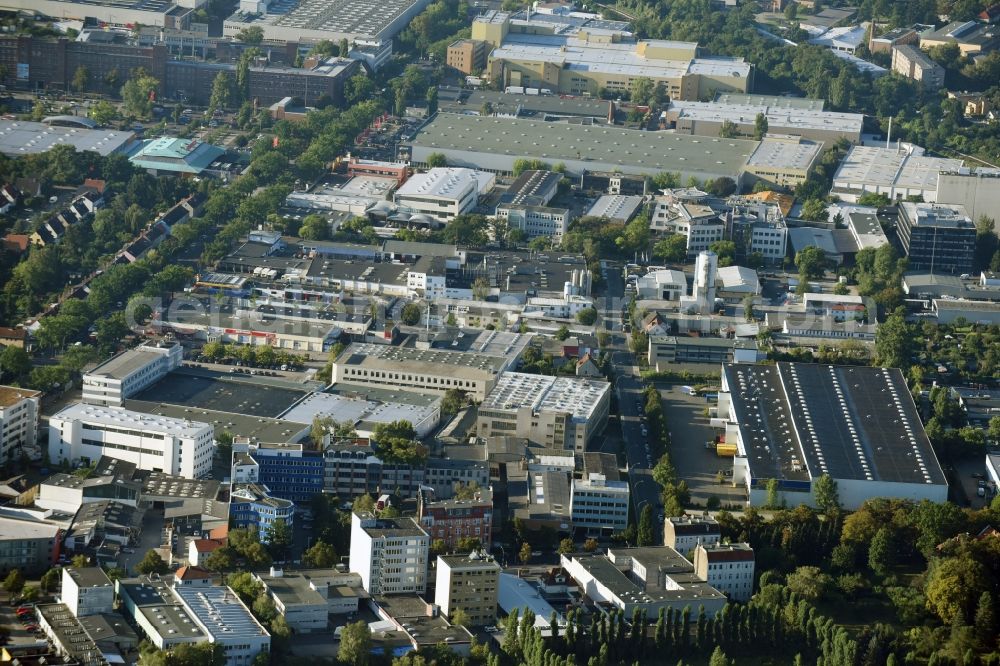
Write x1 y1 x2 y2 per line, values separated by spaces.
716 443 738 457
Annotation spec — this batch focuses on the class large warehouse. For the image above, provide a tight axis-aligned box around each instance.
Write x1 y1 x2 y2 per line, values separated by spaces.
719 362 947 509
405 113 759 183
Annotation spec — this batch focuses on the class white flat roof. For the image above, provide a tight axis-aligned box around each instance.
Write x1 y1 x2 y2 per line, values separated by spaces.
498 573 561 628
395 168 484 200
746 137 823 171
717 265 759 291
279 391 440 426
0 120 133 156
51 402 211 438
834 145 963 190
173 585 269 641
668 99 862 135
481 371 609 422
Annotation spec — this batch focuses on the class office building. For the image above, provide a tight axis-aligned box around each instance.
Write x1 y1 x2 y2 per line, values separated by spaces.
664 515 721 553
650 199 725 255
649 336 760 370
475 11 749 100
349 512 430 595
560 547 727 617
693 543 755 602
0 516 60 576
61 567 114 618
82 341 183 407
393 168 495 221
232 441 324 503
406 113 759 182
477 372 610 451
331 343 513 400
0 385 40 464
417 488 494 551
435 551 501 626
664 96 863 144
743 136 824 188
230 484 294 541
570 473 629 534
891 44 945 89
496 204 571 241
832 144 963 203
897 202 976 274
720 362 948 510
49 403 214 479
254 568 366 631
223 0 432 44
447 39 489 74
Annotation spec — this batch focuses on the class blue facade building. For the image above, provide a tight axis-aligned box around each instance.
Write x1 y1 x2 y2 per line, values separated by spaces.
230 483 295 541
247 442 325 503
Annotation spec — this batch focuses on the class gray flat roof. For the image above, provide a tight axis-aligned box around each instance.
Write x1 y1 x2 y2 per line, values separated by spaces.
125 399 306 443
407 113 757 177
66 567 113 589
0 121 133 156
132 373 307 418
86 343 176 380
714 93 826 110
225 0 425 39
338 342 509 376
669 99 861 135
724 362 946 485
440 89 612 119
257 573 327 607
357 514 428 538
746 137 823 171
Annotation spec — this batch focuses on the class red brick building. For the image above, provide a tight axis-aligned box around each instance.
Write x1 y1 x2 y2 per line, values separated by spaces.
417 488 493 552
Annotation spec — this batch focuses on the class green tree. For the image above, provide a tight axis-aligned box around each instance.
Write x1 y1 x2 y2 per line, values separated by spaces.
3 569 24 602
765 478 780 508
653 234 688 262
450 608 470 626
719 119 740 138
121 72 159 119
426 152 447 168
303 540 338 568
974 591 997 651
630 77 655 106
203 547 235 572
0 346 31 380
813 474 840 514
236 26 264 45
136 550 169 575
338 620 372 665
868 527 894 576
555 325 570 341
264 519 292 556
400 302 422 326
519 542 532 564
441 389 467 417
801 198 828 223
874 310 911 370
785 566 832 601
576 307 598 325
637 504 656 546
72 65 89 92
710 646 731 666
88 100 118 126
40 567 61 593
925 557 988 625
795 246 826 279
299 213 331 240
558 538 575 554
754 112 769 139
209 72 233 113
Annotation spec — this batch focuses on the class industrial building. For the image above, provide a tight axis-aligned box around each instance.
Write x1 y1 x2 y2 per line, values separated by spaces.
438 88 615 122
278 388 442 439
897 202 976 274
560 547 727 617
405 113 759 182
331 343 516 400
0 120 134 157
919 20 1000 55
570 472 629 534
349 512 430 595
743 136 824 188
393 168 495 221
719 362 948 510
648 336 761 370
935 168 1000 222
82 341 183 407
473 11 749 100
49 403 215 479
0 0 196 29
0 385 40 464
831 144 964 203
435 552 501 626
223 0 432 45
477 372 611 451
664 96 863 144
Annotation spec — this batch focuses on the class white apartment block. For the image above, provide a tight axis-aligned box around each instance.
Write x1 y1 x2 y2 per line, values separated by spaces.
435 552 501 626
0 385 40 463
394 168 495 220
664 515 721 554
82 341 183 406
349 512 430 595
477 372 611 451
496 205 571 241
570 473 629 534
49 403 214 479
747 223 787 261
650 199 725 255
61 567 114 617
693 543 755 603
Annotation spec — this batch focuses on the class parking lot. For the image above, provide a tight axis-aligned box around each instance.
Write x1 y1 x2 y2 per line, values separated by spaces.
658 385 746 509
0 600 48 649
